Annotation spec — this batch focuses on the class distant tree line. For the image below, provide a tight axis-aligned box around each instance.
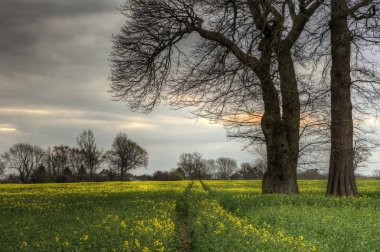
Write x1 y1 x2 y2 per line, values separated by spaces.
0 130 148 183
144 152 380 181
176 152 264 180
2 130 374 183
147 152 265 181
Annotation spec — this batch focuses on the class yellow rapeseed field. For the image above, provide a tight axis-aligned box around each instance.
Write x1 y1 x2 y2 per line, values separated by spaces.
0 180 379 251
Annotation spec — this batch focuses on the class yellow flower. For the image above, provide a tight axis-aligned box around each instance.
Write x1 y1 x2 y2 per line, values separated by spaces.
123 240 129 249
63 241 69 247
142 247 150 252
213 222 225 235
81 234 89 241
154 240 163 247
20 241 28 248
120 220 127 228
134 239 140 248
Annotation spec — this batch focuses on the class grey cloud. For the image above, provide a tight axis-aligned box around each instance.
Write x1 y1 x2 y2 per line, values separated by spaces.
0 0 253 174
0 0 124 79
0 7 124 110
0 0 122 52
0 0 120 23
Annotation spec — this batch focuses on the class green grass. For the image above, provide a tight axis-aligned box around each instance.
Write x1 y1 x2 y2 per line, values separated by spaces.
0 182 189 251
203 180 380 252
0 180 379 251
187 181 313 252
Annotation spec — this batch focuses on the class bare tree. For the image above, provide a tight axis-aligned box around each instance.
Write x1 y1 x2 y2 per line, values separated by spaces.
239 161 264 179
326 0 380 196
76 129 103 179
1 143 45 183
177 152 204 179
372 169 380 178
216 157 237 180
68 147 84 175
106 133 148 179
46 145 71 177
240 162 253 174
220 0 380 195
110 0 324 194
204 159 216 178
327 0 358 196
353 127 379 171
0 158 5 176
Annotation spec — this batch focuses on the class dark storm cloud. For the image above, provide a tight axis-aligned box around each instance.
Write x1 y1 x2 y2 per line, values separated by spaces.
0 0 253 173
0 0 124 109
0 0 119 58
0 0 115 18
0 0 127 148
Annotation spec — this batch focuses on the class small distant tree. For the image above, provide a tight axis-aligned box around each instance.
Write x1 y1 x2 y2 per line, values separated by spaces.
31 165 48 183
203 159 216 179
78 165 87 175
152 170 170 181
77 130 103 179
2 143 45 183
63 167 73 176
175 167 186 178
372 170 380 179
240 162 252 174
253 159 267 173
135 174 153 181
68 148 84 174
106 133 148 179
152 169 185 181
239 162 264 179
216 157 237 180
353 130 379 171
4 174 19 183
169 169 185 180
0 159 5 176
177 152 204 179
46 145 71 177
298 169 326 180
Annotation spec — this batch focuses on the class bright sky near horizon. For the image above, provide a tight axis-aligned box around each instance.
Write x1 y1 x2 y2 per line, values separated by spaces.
1 0 380 176
0 0 255 175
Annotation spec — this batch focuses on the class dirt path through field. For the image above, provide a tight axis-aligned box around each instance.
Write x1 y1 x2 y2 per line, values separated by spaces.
177 212 191 252
176 182 193 252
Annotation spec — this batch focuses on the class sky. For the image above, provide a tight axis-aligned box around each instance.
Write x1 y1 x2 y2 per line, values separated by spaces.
1 0 379 176
0 0 254 175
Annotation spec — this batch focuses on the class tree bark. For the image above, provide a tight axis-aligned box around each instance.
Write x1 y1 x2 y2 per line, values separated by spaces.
261 116 299 194
259 41 299 194
327 0 358 196
265 48 300 194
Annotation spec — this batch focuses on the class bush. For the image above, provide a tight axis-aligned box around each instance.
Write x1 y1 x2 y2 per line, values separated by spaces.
135 174 153 181
152 170 185 181
298 169 327 179
169 171 184 181
31 165 48 183
55 175 71 183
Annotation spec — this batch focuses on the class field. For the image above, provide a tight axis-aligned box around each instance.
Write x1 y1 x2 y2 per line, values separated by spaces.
0 180 379 251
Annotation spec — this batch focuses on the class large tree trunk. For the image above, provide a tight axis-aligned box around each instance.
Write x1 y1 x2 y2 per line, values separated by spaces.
264 48 300 194
261 118 299 194
258 41 299 194
19 170 26 183
327 0 358 196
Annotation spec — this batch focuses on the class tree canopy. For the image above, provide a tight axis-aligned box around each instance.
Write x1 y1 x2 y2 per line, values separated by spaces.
106 133 148 177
